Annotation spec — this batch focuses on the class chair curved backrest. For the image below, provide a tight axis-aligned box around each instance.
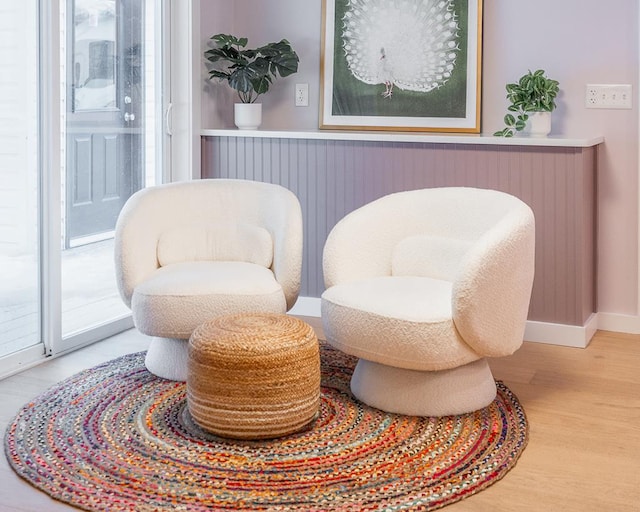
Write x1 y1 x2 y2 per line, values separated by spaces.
115 179 303 311
323 187 535 357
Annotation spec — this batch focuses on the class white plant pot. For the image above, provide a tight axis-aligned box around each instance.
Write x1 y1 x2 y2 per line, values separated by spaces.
234 103 262 130
526 111 552 137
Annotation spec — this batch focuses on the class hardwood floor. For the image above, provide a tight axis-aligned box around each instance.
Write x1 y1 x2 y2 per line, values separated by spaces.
1 321 639 511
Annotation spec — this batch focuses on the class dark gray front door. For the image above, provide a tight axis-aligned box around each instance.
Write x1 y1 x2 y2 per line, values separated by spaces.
65 0 144 247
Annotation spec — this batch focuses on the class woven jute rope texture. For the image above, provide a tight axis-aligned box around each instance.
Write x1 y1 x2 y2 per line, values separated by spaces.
187 313 321 439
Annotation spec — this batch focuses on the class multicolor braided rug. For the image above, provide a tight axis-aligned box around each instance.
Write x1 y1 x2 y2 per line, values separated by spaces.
5 344 528 511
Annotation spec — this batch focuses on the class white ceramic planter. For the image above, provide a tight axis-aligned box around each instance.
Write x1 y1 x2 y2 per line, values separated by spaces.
234 103 262 130
526 111 551 137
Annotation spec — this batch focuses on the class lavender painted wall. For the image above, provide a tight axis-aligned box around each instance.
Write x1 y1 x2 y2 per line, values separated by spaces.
199 0 639 319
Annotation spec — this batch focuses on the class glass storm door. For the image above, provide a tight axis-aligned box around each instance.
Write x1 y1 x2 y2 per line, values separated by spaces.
65 0 145 247
61 0 160 340
1 0 167 373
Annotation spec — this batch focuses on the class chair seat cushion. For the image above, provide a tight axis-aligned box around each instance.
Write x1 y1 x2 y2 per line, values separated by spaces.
321 276 480 371
132 261 286 339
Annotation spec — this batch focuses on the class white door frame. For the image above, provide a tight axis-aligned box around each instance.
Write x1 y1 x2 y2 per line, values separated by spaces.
40 0 63 357
168 0 201 182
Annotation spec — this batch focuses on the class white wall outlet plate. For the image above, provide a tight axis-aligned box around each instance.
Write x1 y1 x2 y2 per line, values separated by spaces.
295 83 309 107
585 84 632 109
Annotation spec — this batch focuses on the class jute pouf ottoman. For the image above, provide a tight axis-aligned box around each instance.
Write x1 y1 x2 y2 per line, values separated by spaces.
187 313 321 440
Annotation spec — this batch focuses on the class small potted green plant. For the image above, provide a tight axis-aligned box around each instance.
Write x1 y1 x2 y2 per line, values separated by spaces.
494 69 560 137
205 33 299 130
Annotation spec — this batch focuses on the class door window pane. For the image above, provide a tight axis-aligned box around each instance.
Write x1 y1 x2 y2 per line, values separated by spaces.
73 0 117 111
62 0 159 337
0 1 41 357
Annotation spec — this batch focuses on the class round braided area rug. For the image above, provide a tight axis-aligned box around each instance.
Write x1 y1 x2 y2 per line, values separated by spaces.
5 344 528 511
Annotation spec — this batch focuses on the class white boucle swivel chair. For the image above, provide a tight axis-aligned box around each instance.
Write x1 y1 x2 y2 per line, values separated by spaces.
321 187 535 416
115 179 303 381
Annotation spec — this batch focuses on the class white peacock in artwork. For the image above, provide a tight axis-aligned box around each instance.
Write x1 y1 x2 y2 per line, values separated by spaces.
341 0 460 98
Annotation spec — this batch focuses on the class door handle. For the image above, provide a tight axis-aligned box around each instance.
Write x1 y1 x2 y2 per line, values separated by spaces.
165 103 173 136
124 112 136 122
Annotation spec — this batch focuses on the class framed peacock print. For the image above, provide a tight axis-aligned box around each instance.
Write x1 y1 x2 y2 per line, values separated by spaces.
320 0 483 133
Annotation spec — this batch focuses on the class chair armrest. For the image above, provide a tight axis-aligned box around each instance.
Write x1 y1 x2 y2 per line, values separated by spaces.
452 206 535 357
114 187 164 307
264 188 303 311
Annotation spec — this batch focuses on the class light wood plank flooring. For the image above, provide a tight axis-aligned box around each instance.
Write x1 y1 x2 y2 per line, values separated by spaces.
1 321 639 511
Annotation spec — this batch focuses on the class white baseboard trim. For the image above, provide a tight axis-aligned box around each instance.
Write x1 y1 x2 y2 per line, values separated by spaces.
523 314 598 348
290 296 603 348
596 312 640 334
289 296 322 317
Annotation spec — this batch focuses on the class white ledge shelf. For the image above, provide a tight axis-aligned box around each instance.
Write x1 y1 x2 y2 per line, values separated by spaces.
201 129 604 148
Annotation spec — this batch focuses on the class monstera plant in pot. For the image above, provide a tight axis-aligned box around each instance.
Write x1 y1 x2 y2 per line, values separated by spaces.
494 69 559 137
205 33 299 130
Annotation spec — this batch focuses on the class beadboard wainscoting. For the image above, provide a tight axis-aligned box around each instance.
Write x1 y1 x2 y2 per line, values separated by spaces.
201 130 603 347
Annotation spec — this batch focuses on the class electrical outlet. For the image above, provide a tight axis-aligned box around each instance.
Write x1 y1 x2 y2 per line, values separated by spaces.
585 84 632 109
295 83 309 107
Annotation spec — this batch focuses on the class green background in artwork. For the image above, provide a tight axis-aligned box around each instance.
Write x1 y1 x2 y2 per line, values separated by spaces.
331 0 470 119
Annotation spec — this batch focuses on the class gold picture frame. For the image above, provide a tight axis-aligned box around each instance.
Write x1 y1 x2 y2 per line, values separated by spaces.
320 0 483 133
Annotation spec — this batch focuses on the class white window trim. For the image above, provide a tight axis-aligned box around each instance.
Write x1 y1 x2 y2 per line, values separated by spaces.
168 0 201 182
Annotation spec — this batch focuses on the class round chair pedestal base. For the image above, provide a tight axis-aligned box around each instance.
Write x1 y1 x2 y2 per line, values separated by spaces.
350 358 497 416
145 337 189 381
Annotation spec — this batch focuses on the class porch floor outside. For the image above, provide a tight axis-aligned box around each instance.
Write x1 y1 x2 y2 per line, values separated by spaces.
0 239 128 356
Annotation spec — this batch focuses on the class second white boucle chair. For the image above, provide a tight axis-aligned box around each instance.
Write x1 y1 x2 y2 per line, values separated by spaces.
321 187 535 416
114 179 303 381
